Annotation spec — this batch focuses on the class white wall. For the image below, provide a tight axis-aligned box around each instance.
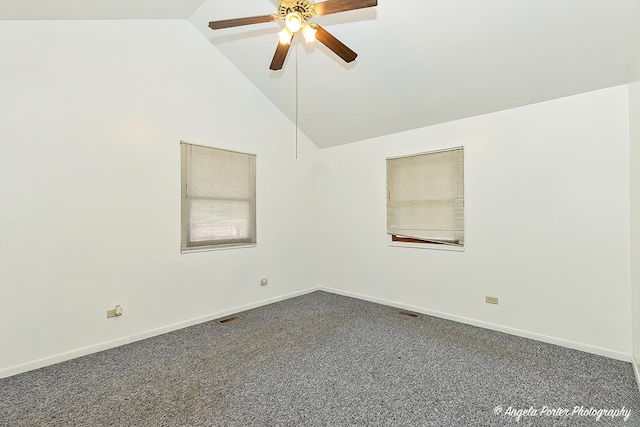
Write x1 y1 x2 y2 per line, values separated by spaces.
631 82 640 360
0 18 635 377
0 20 317 376
315 86 632 358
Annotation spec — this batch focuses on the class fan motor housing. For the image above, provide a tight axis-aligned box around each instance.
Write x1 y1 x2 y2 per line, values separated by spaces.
277 0 315 23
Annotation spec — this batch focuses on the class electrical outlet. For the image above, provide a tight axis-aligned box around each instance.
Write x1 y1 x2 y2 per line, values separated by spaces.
107 305 122 318
485 296 499 305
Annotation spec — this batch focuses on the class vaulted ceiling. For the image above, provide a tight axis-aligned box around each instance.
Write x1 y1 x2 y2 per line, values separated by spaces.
3 0 640 148
0 0 205 19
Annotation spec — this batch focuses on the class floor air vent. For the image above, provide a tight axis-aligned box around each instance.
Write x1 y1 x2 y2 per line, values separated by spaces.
399 311 419 318
218 316 239 324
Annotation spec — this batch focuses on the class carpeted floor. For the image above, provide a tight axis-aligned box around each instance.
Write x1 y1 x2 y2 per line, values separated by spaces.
1 291 638 426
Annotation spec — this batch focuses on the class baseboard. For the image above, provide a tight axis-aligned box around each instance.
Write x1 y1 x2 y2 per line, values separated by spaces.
633 355 640 394
319 286 632 363
0 287 320 379
2 285 631 379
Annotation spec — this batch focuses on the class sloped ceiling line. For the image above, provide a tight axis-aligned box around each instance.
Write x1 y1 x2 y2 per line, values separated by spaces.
3 0 640 148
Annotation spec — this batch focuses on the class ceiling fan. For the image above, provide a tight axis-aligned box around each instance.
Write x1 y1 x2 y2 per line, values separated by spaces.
208 0 377 70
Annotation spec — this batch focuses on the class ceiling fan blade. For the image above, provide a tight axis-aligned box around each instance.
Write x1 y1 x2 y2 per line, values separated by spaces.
314 25 357 63
313 0 377 16
209 14 277 30
270 36 294 70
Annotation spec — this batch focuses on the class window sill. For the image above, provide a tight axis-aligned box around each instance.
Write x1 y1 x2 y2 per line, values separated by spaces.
181 243 256 253
388 241 465 252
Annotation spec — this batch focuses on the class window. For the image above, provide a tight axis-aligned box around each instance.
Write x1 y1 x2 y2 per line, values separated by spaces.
386 147 464 247
181 142 256 252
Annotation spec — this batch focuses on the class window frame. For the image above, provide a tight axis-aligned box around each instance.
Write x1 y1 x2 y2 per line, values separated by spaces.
180 141 257 253
386 146 464 251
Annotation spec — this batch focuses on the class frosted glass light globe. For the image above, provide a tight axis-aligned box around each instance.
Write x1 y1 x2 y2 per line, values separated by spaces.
285 12 303 33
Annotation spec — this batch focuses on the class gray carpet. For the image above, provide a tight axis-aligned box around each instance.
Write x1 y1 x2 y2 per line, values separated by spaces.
1 291 638 426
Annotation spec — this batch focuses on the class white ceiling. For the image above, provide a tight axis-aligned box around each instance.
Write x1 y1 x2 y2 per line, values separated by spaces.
3 0 640 148
0 0 205 19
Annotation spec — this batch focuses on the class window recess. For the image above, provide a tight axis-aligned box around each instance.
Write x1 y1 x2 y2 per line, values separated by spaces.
386 147 464 247
181 142 257 252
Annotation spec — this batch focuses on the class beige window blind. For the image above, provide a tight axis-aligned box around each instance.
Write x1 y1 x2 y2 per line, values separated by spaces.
181 142 256 252
387 147 464 246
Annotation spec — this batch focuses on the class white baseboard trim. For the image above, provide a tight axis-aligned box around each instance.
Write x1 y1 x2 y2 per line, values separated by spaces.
2 286 631 379
633 355 640 395
319 286 632 363
0 287 319 379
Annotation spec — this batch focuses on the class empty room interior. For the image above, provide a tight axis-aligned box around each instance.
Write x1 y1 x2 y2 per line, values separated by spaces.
3 0 640 425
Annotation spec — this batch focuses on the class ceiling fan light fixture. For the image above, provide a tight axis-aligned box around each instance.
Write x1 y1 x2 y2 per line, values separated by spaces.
301 24 317 43
208 0 378 70
285 12 303 33
278 27 293 44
